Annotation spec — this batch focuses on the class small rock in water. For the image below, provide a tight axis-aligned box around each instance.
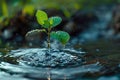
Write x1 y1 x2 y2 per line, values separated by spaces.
8 48 83 68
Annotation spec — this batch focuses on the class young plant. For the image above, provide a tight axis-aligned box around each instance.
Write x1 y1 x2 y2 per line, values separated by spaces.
26 10 70 48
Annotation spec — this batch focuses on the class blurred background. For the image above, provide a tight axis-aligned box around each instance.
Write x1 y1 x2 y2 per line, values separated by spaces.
0 0 120 48
0 0 120 80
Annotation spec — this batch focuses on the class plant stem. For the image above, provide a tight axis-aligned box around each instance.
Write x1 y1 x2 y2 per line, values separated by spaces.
47 28 51 49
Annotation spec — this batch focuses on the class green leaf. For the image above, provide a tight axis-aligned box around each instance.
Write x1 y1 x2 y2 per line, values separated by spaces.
50 31 70 45
36 10 48 25
49 16 62 28
42 20 50 28
25 29 46 37
50 31 57 39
